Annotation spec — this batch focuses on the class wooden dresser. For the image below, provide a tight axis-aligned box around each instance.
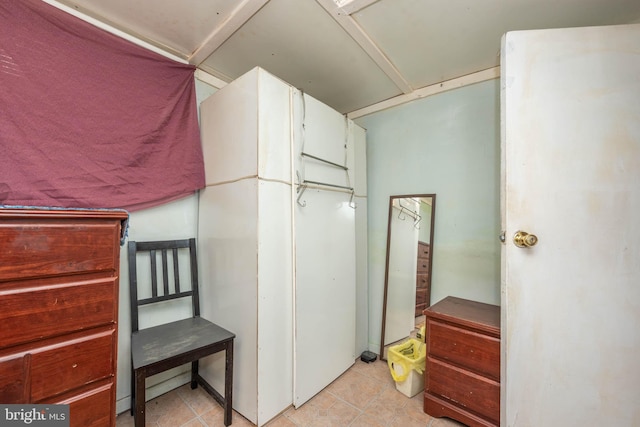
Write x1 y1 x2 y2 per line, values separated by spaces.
423 296 500 427
415 241 431 316
0 208 127 427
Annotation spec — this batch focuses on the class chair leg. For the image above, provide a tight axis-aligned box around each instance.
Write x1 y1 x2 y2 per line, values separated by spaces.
134 369 146 427
191 360 199 389
130 367 135 416
224 341 234 426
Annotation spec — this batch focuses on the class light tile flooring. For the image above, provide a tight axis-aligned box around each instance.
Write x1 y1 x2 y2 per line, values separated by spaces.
116 358 466 427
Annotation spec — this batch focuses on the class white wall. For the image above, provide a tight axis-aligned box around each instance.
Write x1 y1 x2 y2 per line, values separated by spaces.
116 194 199 413
355 79 501 353
115 77 217 414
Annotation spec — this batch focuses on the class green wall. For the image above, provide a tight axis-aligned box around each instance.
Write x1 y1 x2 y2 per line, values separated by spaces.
355 79 501 352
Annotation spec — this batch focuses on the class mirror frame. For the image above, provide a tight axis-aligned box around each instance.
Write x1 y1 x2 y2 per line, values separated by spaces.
379 193 436 360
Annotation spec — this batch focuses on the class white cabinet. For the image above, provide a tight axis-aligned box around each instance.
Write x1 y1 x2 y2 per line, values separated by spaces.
197 67 366 426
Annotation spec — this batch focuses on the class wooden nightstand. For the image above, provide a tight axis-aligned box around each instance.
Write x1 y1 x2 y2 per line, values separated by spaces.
423 296 500 427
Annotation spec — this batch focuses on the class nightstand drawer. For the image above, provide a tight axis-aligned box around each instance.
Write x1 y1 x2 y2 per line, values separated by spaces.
426 357 499 424
428 320 500 380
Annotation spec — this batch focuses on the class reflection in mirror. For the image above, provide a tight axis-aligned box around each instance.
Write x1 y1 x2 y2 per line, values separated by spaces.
380 194 436 360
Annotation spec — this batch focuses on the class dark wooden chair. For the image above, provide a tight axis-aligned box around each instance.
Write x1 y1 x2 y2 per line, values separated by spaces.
128 238 235 426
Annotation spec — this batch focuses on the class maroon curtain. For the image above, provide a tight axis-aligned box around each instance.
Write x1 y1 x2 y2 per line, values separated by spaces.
0 0 204 211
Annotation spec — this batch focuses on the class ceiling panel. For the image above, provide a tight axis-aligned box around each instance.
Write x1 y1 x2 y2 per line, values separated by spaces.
54 0 239 58
46 0 640 114
197 0 402 113
353 0 640 89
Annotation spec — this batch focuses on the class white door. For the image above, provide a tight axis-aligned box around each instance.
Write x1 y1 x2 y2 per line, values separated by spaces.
292 93 356 407
501 24 640 426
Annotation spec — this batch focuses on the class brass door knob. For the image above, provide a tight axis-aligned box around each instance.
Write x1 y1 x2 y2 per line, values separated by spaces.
513 231 538 248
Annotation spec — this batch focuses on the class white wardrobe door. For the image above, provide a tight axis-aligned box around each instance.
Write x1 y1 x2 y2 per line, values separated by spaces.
199 69 259 185
294 188 356 407
198 181 259 423
256 180 294 425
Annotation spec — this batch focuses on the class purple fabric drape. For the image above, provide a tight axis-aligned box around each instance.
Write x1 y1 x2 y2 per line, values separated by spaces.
0 0 205 211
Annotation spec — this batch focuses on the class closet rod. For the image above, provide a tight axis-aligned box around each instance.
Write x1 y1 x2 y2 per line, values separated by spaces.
302 179 353 191
301 152 348 170
296 180 356 208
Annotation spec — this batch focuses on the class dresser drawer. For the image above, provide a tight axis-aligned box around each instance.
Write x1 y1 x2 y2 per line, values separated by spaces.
30 330 115 402
416 273 430 290
426 357 499 424
0 353 30 403
417 259 430 273
416 288 429 305
428 320 500 380
52 382 114 427
418 243 430 258
0 220 120 282
0 278 116 348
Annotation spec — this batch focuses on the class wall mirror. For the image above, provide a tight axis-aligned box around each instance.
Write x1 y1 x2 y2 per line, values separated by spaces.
380 194 436 360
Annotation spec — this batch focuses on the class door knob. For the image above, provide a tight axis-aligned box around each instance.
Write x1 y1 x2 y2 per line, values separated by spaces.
513 231 538 248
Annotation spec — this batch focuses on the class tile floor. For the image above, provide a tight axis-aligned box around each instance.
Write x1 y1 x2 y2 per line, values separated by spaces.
115 358 466 427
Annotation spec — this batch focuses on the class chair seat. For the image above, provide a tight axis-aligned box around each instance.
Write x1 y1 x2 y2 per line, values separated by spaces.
132 316 235 371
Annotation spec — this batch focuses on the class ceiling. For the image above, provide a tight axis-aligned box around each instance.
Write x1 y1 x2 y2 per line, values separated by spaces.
49 0 640 116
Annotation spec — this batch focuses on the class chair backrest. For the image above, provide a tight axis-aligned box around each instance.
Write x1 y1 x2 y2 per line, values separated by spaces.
128 238 201 333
